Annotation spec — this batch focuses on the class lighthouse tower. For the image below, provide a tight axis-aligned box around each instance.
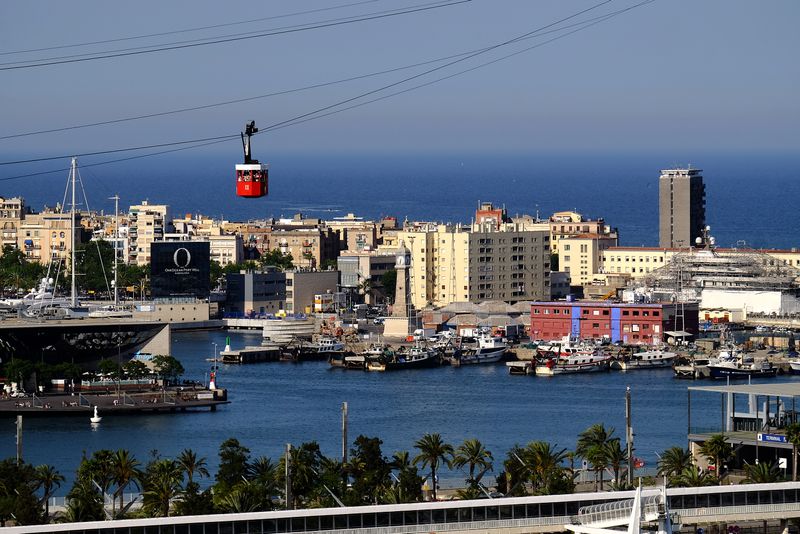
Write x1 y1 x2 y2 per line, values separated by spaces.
383 241 414 338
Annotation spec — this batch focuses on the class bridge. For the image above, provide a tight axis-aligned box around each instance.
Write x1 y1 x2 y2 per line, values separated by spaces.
4 481 800 534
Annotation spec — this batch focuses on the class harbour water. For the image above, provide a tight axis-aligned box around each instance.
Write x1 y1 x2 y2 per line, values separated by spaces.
0 329 788 489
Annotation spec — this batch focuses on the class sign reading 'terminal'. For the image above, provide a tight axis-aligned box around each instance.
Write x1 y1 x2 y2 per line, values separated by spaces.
757 433 788 443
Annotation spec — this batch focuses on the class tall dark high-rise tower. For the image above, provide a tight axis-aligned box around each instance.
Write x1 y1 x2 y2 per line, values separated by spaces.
659 168 706 248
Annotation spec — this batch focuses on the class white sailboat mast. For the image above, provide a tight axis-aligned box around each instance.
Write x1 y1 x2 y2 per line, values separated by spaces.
110 194 120 307
70 157 78 307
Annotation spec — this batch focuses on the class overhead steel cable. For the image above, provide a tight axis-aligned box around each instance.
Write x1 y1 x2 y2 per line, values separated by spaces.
0 0 656 179
0 0 614 163
0 0 471 71
0 0 383 57
259 0 658 135
1 10 620 141
248 0 615 134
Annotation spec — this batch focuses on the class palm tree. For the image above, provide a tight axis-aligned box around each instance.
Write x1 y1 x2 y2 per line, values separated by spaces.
576 424 615 491
452 439 493 488
604 439 628 487
785 423 800 481
657 447 694 484
178 449 209 486
674 466 716 487
520 441 569 494
743 461 782 484
413 433 454 501
216 480 262 513
111 450 140 518
142 459 183 517
33 464 64 519
699 434 733 483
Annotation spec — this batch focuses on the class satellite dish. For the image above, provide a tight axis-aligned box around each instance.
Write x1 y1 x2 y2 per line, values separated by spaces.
695 237 702 245
709 237 716 245
705 225 711 231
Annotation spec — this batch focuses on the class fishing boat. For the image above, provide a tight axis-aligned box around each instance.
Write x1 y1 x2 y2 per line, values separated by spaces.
610 347 677 371
309 336 345 354
707 347 776 379
456 331 508 365
366 343 439 372
534 351 611 376
673 356 711 379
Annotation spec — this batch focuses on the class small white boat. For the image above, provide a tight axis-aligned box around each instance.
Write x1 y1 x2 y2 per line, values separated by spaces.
789 358 800 375
309 336 345 354
611 347 677 370
707 347 776 379
457 331 507 365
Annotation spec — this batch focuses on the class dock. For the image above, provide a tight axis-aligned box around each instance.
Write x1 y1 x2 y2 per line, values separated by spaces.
0 388 229 417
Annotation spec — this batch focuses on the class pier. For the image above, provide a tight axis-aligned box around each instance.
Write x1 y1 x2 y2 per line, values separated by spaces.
0 388 229 416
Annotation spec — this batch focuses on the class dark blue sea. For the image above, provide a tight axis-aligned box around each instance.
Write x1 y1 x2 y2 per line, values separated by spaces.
0 329 791 490
2 150 799 250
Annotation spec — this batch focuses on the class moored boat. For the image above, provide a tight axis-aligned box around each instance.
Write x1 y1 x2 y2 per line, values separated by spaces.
456 331 508 365
610 347 677 371
534 353 611 376
366 343 439 371
673 357 711 379
707 348 776 379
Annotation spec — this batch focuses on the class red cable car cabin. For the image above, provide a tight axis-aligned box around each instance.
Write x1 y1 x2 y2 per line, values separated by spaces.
236 120 269 198
236 163 268 198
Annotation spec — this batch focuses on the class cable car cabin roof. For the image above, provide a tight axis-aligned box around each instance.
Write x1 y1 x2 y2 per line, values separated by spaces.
236 163 269 171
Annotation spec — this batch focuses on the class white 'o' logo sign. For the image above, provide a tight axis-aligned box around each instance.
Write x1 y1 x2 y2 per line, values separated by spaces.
173 247 192 268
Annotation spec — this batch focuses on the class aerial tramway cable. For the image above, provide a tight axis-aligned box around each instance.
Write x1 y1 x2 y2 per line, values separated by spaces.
0 0 657 182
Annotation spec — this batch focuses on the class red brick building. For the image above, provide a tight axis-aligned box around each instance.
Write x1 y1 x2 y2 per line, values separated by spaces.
530 301 698 344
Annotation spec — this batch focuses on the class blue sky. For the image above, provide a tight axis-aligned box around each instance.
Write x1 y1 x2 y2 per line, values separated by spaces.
0 0 798 160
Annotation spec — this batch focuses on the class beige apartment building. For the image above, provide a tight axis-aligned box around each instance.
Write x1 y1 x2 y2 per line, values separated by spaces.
0 197 25 250
558 233 618 285
128 201 171 266
382 221 550 309
18 211 81 263
548 210 617 254
325 213 379 252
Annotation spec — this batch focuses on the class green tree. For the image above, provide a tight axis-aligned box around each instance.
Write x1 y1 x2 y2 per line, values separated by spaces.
349 435 391 505
178 449 209 486
210 260 223 289
0 459 44 526
122 359 149 380
452 439 493 491
699 434 733 483
413 433 453 501
673 466 716 487
785 423 800 481
277 442 324 509
151 355 185 386
0 244 45 297
3 358 35 389
381 269 397 303
74 239 115 294
173 481 215 516
743 461 782 484
98 358 122 380
216 480 263 513
33 464 64 520
214 438 251 498
258 249 295 271
576 424 615 491
519 441 573 495
604 439 628 487
63 477 104 522
657 447 694 485
141 459 183 517
111 450 140 518
385 451 423 504
246 456 278 510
